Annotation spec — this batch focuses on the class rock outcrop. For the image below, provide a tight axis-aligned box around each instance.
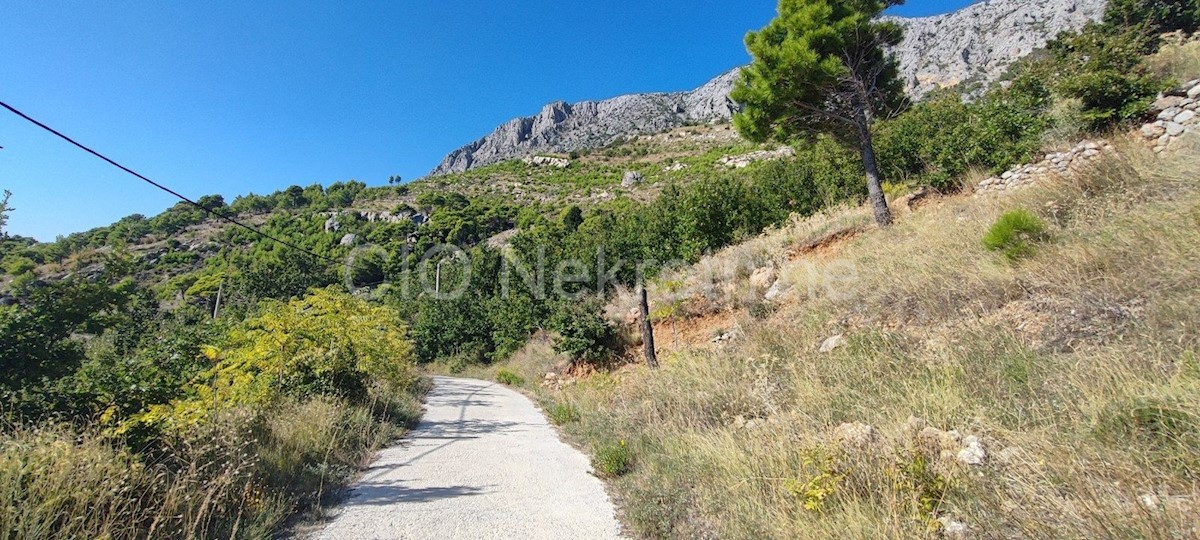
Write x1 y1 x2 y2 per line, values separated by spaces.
430 0 1106 175
886 0 1107 99
431 69 741 175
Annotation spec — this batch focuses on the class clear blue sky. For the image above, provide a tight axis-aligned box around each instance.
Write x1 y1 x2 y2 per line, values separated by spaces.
0 1 974 241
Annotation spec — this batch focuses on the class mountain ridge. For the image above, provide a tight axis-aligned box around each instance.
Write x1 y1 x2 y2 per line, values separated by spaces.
429 0 1107 176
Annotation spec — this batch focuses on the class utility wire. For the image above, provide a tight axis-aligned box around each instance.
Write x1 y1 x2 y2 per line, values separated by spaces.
0 99 345 266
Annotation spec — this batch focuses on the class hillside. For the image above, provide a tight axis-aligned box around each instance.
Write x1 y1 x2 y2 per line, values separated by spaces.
482 74 1200 538
2 1 1198 538
429 0 1106 175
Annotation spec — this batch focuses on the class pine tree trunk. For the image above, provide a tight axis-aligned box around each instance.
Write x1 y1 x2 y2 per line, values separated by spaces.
855 114 893 227
638 285 659 368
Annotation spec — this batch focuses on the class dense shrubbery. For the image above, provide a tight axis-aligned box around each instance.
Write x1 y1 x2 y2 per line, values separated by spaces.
875 77 1053 190
0 266 419 537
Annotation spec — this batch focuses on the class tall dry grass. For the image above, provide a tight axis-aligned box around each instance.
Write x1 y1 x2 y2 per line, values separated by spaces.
0 388 424 539
536 133 1200 539
1146 36 1200 82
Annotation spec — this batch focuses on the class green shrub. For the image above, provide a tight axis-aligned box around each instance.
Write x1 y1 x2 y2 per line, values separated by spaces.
1047 25 1166 130
546 401 581 425
983 210 1049 261
1105 0 1200 39
748 300 778 320
593 439 633 477
549 300 620 365
495 368 524 386
3 256 36 276
875 77 1051 191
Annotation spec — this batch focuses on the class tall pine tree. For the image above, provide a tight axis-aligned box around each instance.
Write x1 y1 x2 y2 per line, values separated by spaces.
732 0 904 226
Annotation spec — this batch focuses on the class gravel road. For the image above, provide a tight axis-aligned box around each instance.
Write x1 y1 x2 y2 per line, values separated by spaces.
314 376 624 539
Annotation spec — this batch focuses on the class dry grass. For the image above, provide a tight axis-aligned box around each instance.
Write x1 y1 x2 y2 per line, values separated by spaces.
1146 36 1200 82
0 390 423 539
541 133 1200 539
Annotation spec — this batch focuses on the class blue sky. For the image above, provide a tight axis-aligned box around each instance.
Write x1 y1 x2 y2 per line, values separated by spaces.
0 1 974 241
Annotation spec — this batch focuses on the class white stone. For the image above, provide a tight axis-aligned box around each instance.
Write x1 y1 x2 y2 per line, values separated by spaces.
1166 122 1185 137
1175 110 1196 124
1159 107 1182 121
764 280 789 302
819 334 847 353
957 435 987 466
833 422 880 450
939 517 971 539
1142 123 1166 138
1158 134 1173 146
1188 84 1200 99
936 516 974 537
749 267 777 291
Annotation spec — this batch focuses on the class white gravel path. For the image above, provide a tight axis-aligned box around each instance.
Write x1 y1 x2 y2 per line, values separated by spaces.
314 376 624 539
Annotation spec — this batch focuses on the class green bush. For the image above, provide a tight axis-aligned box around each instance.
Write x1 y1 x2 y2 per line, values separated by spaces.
1043 22 1168 130
593 439 633 477
1105 0 1200 40
875 77 1051 191
983 209 1049 261
495 368 524 386
549 300 620 365
3 256 36 276
546 401 581 425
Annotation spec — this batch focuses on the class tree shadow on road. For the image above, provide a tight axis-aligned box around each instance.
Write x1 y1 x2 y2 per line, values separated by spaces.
343 481 492 506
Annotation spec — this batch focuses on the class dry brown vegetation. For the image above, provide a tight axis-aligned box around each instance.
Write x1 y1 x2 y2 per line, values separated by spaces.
505 132 1200 539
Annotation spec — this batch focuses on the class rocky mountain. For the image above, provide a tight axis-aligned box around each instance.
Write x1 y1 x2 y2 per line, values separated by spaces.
430 0 1106 176
887 0 1107 98
430 69 741 175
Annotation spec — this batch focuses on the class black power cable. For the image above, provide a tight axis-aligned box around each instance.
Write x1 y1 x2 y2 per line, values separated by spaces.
0 99 344 266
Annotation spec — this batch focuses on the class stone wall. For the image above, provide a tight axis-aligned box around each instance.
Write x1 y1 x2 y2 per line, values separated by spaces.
975 78 1200 196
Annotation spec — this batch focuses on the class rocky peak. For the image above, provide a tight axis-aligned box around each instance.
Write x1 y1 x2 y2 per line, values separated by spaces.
429 0 1106 176
886 0 1107 99
430 68 742 176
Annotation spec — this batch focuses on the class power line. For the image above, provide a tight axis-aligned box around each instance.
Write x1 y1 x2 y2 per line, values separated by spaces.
0 99 344 266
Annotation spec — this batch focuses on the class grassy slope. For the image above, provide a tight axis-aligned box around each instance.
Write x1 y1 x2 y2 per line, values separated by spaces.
496 131 1200 539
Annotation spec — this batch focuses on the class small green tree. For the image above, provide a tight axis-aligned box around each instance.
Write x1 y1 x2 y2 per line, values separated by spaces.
732 0 905 226
1047 25 1165 130
559 205 584 232
0 190 12 237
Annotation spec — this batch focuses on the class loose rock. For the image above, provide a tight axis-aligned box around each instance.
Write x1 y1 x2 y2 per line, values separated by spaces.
819 334 847 353
957 435 987 466
833 422 880 451
749 267 778 291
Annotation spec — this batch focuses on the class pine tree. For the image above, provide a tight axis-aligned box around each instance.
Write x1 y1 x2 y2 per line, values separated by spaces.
732 0 905 226
0 190 12 237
